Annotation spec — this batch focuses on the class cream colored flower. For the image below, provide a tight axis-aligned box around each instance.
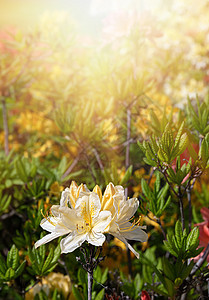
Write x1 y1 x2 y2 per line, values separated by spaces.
35 181 147 258
102 183 148 259
60 181 89 208
35 191 112 253
109 196 148 259
35 205 71 249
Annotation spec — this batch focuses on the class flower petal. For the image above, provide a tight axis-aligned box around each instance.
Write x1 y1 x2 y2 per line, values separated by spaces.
40 217 57 232
58 206 78 230
75 192 101 220
87 231 106 246
60 188 71 207
93 210 112 232
116 198 139 223
35 232 63 249
110 232 140 259
120 223 148 242
60 232 87 253
201 207 209 222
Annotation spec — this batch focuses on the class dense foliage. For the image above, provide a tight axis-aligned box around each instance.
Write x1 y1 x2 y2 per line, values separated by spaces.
0 0 209 299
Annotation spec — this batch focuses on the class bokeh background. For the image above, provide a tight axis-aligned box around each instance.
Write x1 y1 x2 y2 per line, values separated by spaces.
0 0 209 299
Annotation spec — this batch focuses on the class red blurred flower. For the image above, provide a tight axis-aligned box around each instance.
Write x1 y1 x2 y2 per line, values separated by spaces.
194 207 209 263
141 290 151 300
172 143 199 184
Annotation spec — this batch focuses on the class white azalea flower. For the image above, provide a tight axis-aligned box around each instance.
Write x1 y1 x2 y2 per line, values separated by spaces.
110 197 148 259
60 181 89 208
102 183 148 259
34 205 71 249
35 191 112 253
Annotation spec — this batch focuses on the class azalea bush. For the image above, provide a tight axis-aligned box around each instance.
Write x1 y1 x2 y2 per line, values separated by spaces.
1 0 209 299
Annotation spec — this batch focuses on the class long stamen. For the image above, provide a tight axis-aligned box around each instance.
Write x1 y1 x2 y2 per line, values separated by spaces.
41 209 56 226
50 208 59 221
120 217 142 232
118 215 136 225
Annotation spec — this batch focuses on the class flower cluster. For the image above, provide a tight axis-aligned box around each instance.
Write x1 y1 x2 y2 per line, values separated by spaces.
35 182 148 258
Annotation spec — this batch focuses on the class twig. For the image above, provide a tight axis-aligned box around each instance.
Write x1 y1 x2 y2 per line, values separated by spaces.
125 108 133 278
191 244 209 276
92 148 105 174
186 182 193 233
156 218 167 240
61 151 82 180
178 186 185 231
158 166 179 198
84 151 97 184
2 98 9 156
125 108 131 199
148 168 154 186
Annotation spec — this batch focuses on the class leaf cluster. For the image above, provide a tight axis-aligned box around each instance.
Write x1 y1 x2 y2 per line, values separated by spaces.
0 244 26 282
187 97 209 136
138 122 188 166
27 242 61 277
164 220 203 260
141 173 171 217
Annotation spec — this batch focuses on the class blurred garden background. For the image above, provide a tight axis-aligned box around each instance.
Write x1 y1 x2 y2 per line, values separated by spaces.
0 0 209 299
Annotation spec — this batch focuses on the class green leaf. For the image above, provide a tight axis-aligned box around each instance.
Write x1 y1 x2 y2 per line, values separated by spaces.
95 289 105 300
50 244 61 265
199 137 209 166
177 133 188 156
78 268 87 285
42 247 54 274
0 253 7 274
72 285 83 300
7 245 18 269
158 147 168 162
174 122 184 147
181 261 194 280
14 260 26 278
119 165 133 185
100 268 108 284
162 257 176 281
5 267 15 280
137 141 146 153
175 220 183 249
94 266 102 283
163 240 178 257
141 178 151 198
15 159 28 182
186 227 199 251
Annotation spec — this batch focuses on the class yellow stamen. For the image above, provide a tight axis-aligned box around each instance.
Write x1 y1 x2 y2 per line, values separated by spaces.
41 209 56 226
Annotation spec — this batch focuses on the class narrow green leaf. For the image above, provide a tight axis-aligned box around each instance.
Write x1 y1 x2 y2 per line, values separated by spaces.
100 268 108 284
14 260 26 278
42 247 54 274
141 179 151 199
95 289 105 300
119 165 133 185
5 267 15 280
181 261 194 280
186 227 199 251
72 285 83 300
0 253 7 274
174 122 184 147
175 220 183 249
7 245 16 268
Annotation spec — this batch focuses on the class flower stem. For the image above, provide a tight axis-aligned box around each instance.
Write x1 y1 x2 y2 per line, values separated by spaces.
88 269 93 300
